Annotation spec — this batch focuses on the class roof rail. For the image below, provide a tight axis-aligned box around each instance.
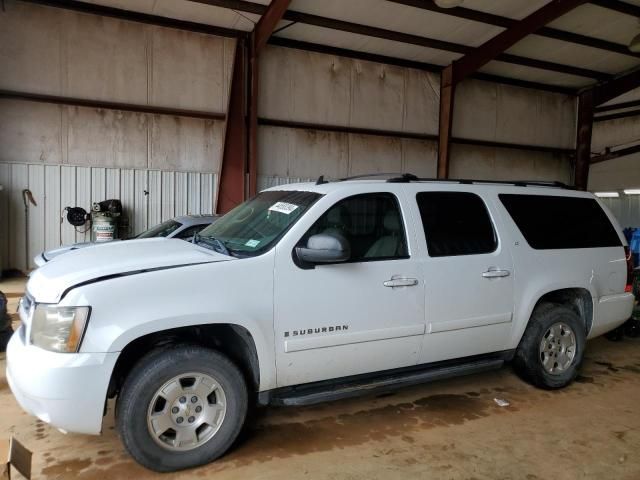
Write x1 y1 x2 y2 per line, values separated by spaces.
385 174 573 189
320 172 572 189
338 172 406 181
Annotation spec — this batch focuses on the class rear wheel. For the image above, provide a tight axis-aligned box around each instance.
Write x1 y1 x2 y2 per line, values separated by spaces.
514 303 585 389
117 345 248 472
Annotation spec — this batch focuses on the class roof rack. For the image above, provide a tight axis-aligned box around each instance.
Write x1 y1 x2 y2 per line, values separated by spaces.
316 173 573 189
385 173 573 189
338 172 406 181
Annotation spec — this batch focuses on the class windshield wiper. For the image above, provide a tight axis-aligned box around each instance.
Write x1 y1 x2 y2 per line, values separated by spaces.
194 233 231 256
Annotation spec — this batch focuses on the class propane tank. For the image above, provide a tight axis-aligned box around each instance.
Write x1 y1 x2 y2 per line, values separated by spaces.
91 212 117 242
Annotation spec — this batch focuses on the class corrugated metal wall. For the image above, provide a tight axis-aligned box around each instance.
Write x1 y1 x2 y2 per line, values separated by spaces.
598 196 640 229
0 163 216 271
0 1 231 272
257 45 575 184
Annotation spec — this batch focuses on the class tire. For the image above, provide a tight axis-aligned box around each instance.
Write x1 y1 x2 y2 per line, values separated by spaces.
513 303 585 389
0 327 12 352
116 345 248 472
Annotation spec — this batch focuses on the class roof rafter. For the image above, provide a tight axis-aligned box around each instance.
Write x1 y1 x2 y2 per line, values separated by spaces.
252 0 291 54
387 0 640 59
189 0 610 80
449 0 590 85
591 66 640 106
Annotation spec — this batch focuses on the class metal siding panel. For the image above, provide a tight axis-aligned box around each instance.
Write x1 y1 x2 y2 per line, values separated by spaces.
60 166 77 246
27 165 45 270
120 169 135 238
188 172 201 214
44 165 61 251
91 167 106 205
134 169 149 235
175 172 189 216
75 167 92 243
0 164 11 272
10 164 28 271
200 173 213 215
148 170 162 229
106 168 121 199
212 173 219 213
161 170 175 221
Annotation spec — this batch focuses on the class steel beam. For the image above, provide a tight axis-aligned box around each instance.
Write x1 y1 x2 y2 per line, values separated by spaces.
388 0 640 59
595 99 640 113
575 90 594 190
253 0 292 54
257 118 573 155
450 0 589 85
594 109 640 122
591 144 640 164
0 90 226 120
591 67 640 106
589 0 640 18
189 0 608 80
217 41 248 214
21 0 244 38
437 65 455 179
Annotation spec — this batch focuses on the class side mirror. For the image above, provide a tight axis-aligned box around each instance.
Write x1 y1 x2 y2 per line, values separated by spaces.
295 233 350 264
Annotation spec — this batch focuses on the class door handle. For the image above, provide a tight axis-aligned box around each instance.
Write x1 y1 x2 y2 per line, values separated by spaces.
482 268 511 279
384 278 419 287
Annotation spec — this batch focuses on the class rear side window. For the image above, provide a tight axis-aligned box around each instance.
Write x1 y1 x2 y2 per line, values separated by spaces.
499 194 621 249
417 192 497 257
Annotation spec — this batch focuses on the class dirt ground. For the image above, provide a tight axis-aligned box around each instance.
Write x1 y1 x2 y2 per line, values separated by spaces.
2 276 640 480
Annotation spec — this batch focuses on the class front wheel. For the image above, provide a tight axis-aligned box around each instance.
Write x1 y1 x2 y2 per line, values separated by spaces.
514 303 585 389
116 345 248 472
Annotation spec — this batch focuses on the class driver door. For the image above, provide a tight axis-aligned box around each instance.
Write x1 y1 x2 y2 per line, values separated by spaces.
273 191 426 387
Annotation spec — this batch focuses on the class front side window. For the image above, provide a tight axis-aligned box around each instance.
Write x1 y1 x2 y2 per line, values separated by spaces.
417 192 497 257
136 219 182 239
174 224 207 240
198 190 321 256
300 192 408 262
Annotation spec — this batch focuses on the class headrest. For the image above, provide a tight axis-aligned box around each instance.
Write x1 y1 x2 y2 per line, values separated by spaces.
384 210 401 231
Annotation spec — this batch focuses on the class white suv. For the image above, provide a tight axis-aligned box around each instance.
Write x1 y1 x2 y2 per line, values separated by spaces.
7 174 634 472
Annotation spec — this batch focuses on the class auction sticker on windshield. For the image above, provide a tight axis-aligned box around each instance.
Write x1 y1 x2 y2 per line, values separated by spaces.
269 202 299 215
245 239 260 248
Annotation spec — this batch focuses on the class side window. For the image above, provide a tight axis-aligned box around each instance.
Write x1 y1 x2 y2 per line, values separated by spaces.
301 193 409 262
499 194 621 249
417 192 497 257
174 225 206 240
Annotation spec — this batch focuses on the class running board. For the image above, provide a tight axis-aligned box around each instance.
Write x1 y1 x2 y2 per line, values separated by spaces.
263 357 505 407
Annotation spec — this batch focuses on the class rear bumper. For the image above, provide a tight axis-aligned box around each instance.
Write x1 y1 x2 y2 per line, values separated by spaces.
589 292 635 338
6 326 119 435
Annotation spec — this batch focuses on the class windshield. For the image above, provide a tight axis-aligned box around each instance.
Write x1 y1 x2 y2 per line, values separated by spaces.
198 190 322 256
136 219 182 239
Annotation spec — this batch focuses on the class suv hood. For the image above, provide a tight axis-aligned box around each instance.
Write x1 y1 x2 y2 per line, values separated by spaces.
28 238 232 303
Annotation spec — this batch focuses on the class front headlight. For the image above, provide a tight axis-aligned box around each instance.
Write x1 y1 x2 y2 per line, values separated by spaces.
30 305 90 353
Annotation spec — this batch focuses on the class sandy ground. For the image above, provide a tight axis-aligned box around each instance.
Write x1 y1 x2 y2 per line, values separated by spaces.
1 276 640 480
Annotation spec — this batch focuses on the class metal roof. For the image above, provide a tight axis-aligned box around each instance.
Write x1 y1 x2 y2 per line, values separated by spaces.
78 0 640 96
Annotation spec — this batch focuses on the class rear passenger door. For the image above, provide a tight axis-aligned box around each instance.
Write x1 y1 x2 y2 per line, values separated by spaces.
413 190 515 364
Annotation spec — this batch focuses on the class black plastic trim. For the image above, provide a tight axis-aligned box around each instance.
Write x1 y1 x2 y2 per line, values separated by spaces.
258 350 514 406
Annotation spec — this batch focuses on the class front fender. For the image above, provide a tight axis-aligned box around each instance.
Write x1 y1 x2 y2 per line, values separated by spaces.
62 255 277 390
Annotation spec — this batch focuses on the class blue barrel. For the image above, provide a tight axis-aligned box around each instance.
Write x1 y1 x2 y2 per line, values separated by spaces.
631 229 640 266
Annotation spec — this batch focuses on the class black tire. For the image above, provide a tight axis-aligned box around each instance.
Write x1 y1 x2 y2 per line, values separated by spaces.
513 303 585 389
0 327 12 352
116 345 248 472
